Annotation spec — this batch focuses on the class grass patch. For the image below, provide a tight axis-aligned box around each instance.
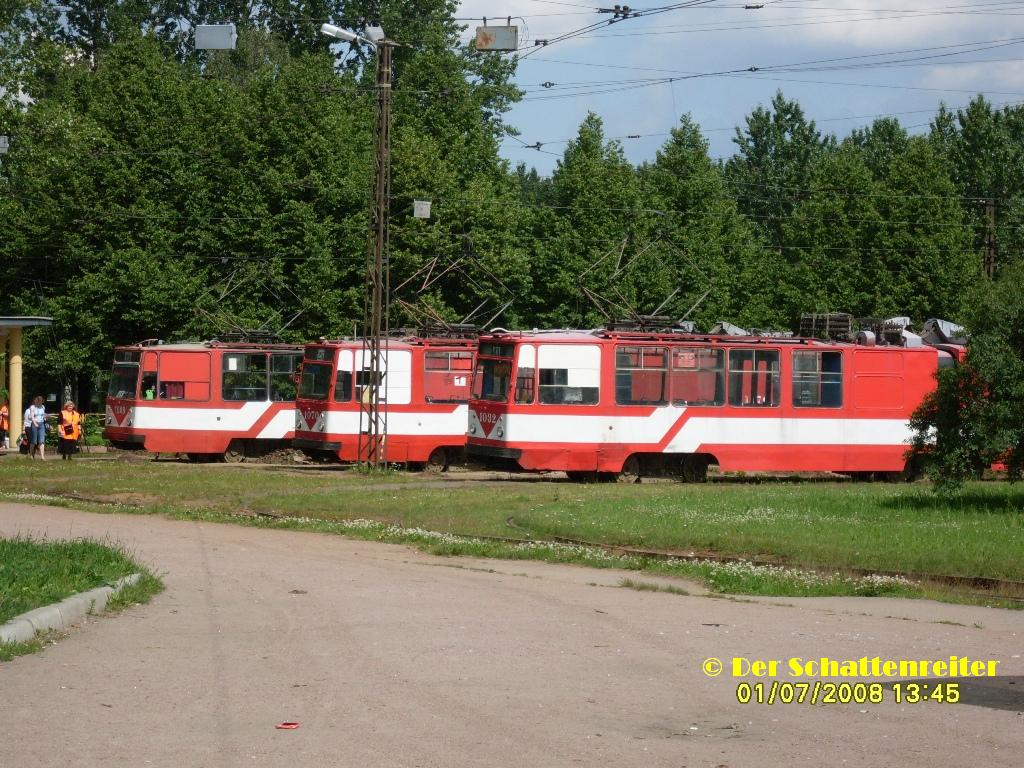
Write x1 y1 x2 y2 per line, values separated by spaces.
1 461 1021 604
0 634 50 662
0 536 160 624
0 534 164 660
108 571 163 613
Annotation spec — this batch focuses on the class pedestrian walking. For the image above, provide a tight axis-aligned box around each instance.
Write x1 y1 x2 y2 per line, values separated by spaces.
25 395 47 460
58 400 83 460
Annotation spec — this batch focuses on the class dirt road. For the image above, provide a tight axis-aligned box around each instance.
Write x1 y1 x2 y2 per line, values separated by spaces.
1 502 1021 767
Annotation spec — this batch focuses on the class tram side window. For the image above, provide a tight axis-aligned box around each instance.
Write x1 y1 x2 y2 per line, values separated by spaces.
140 373 157 400
270 354 301 402
424 351 474 403
671 348 724 406
538 344 600 405
223 354 268 401
334 370 353 402
728 349 780 407
515 367 535 404
355 370 384 402
792 350 843 408
159 382 185 400
615 346 668 405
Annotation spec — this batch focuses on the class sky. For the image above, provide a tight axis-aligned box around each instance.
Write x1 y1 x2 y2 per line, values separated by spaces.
453 0 1024 174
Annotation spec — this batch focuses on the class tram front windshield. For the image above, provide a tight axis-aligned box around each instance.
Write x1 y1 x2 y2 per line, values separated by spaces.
473 344 514 403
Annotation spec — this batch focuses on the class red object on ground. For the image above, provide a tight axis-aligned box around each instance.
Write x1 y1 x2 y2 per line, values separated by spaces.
275 722 300 729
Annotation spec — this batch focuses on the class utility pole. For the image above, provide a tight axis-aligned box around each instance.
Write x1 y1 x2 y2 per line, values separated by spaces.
360 38 393 468
983 198 997 279
321 23 393 469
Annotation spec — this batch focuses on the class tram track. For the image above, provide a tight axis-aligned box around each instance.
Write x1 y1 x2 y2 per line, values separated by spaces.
499 517 1024 602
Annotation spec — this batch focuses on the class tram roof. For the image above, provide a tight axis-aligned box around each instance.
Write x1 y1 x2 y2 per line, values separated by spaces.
115 340 304 352
479 328 941 350
306 336 477 350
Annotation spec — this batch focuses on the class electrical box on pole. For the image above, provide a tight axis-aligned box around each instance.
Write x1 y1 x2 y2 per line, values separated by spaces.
195 24 237 50
475 26 518 51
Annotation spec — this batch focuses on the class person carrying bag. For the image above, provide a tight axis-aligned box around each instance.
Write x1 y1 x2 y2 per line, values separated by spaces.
58 400 83 460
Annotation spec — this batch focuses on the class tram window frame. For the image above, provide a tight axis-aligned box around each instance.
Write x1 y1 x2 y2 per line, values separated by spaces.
270 353 302 402
222 353 269 402
792 350 843 408
423 350 474 404
514 366 535 404
355 369 385 403
670 348 725 407
614 346 668 406
474 357 513 403
108 364 140 399
537 344 601 406
140 372 158 400
537 369 601 406
298 361 333 400
334 370 353 402
727 349 781 408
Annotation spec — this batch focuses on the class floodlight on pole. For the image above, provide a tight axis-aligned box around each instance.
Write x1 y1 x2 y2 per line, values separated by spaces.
320 23 375 47
320 22 394 469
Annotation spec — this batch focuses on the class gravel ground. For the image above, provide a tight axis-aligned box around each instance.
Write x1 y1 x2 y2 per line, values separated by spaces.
1 502 1021 768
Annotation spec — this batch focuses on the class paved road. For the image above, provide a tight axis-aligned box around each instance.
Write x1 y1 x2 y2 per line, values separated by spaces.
1 503 1021 767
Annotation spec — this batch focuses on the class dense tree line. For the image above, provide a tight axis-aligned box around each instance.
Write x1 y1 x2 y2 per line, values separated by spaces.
0 2 1020 425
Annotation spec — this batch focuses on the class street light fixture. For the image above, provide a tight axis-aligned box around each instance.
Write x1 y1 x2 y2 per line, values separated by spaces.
320 24 375 47
320 22 394 469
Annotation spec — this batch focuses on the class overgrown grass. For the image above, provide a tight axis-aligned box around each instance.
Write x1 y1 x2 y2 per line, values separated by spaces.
0 461 1021 604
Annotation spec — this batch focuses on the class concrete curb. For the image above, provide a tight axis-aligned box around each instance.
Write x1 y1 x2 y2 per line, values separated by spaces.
0 573 142 645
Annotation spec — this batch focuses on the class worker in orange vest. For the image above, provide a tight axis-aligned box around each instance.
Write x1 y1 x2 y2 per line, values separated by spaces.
58 400 83 460
0 399 9 450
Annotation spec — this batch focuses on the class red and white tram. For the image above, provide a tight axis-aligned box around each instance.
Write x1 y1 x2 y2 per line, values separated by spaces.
466 328 957 481
293 334 477 467
103 340 304 461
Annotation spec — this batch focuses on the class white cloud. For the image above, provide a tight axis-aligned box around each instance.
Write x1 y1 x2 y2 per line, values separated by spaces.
461 0 1024 171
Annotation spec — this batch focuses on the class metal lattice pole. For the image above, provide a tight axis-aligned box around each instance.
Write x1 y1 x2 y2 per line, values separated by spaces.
359 40 393 468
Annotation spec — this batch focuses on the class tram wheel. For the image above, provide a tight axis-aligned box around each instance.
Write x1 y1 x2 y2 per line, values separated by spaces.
617 455 641 484
679 455 709 483
423 448 447 473
223 441 247 463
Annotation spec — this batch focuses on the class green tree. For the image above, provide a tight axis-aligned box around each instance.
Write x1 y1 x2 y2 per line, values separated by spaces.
929 96 1024 275
779 142 883 320
911 261 1024 491
0 3 525 403
528 112 652 327
726 91 835 245
641 114 764 327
